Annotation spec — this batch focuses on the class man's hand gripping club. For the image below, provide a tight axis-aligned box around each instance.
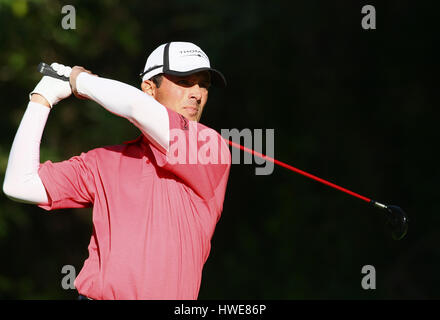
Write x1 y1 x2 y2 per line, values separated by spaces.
30 63 95 107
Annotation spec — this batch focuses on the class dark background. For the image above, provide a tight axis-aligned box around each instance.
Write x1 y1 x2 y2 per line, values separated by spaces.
0 0 438 299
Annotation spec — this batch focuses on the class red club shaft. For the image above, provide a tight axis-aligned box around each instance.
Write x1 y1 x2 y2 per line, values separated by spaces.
226 139 372 203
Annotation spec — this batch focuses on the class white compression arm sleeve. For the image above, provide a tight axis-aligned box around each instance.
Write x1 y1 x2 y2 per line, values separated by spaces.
2 102 50 204
76 73 170 152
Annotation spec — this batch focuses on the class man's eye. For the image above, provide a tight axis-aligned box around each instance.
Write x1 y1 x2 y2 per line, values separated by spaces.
200 82 211 89
177 80 191 86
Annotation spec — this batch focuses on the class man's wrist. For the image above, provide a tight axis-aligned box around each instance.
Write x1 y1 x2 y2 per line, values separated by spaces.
30 94 51 108
70 66 95 99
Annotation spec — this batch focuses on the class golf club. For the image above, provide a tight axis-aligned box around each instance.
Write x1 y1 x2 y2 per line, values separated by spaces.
227 141 408 240
37 62 409 240
37 62 70 81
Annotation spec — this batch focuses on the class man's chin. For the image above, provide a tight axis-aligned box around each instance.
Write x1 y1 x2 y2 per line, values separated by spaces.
181 111 199 122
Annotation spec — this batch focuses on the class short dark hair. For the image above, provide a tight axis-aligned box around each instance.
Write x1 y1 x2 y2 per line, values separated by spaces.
151 74 163 88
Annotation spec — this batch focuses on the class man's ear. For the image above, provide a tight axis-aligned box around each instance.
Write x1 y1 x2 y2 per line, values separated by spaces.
141 80 156 97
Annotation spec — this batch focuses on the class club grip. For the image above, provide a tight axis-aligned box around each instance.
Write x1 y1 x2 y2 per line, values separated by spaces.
37 62 69 81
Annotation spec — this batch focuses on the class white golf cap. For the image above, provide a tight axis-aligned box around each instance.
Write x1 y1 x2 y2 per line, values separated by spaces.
140 41 226 87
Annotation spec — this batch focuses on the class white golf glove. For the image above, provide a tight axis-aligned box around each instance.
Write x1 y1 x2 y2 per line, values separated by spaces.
29 63 72 108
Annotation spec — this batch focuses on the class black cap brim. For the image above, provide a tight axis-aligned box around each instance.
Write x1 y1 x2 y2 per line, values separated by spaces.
163 67 227 88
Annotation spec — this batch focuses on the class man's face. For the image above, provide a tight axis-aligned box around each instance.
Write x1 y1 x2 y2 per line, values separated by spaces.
148 71 211 122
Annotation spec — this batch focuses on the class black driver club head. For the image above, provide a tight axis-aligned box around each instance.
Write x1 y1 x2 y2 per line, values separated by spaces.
384 205 409 240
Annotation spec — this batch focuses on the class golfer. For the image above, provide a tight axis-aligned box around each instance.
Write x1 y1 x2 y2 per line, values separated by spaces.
3 42 231 300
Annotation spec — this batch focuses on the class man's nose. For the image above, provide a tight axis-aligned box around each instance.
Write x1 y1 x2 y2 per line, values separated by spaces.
188 84 202 102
